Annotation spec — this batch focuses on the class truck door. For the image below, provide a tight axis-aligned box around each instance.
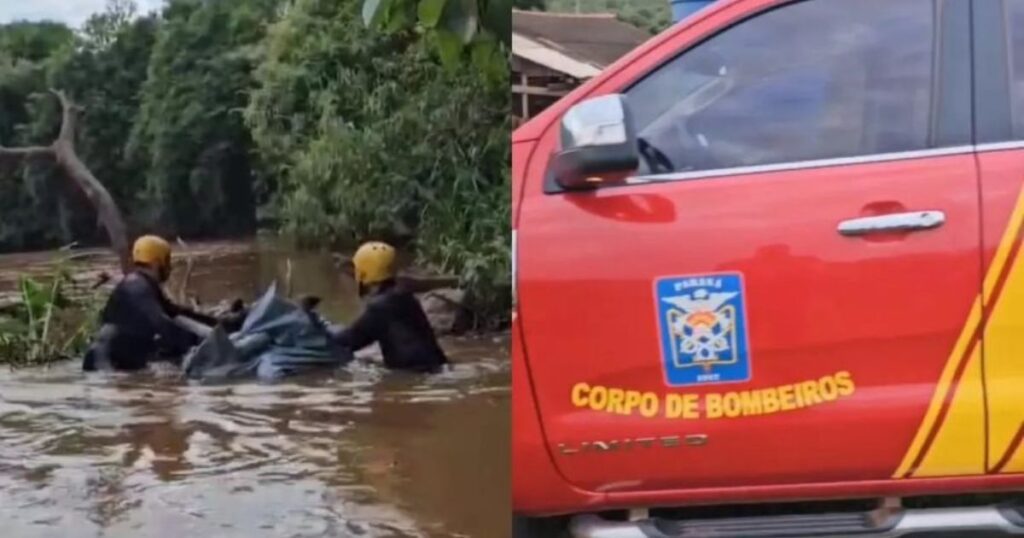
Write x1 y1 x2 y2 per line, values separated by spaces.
972 0 1024 476
516 0 982 492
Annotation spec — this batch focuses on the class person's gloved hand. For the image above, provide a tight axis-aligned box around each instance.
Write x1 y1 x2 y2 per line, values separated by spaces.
216 299 247 333
297 295 330 331
298 295 321 312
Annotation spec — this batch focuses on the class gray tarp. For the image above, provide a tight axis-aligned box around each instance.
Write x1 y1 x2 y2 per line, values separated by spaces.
182 283 353 382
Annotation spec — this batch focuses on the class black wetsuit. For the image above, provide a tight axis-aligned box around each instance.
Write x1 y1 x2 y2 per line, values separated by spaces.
83 271 216 371
330 280 448 373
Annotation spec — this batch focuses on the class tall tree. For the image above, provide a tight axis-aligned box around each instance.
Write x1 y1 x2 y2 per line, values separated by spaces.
247 0 511 324
44 6 159 237
0 21 75 250
0 22 73 63
129 0 278 238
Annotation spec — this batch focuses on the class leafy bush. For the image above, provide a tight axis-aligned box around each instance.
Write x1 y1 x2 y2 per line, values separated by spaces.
0 256 103 366
362 0 510 73
247 0 510 327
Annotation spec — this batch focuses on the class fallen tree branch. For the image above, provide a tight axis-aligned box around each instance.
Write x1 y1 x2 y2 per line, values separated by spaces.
0 145 52 157
50 90 130 273
0 90 131 274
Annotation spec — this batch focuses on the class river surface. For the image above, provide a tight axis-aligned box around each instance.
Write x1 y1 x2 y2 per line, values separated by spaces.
0 240 510 538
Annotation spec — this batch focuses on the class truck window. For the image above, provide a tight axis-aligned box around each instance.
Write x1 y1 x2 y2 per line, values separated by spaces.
1008 0 1024 137
627 0 936 176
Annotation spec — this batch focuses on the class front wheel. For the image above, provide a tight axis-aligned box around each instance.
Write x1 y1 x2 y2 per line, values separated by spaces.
512 514 568 538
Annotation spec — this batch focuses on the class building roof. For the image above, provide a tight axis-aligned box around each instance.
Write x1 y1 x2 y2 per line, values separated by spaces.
512 10 650 76
512 33 601 79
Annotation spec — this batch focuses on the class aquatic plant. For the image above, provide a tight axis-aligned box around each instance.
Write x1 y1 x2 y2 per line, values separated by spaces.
0 254 103 366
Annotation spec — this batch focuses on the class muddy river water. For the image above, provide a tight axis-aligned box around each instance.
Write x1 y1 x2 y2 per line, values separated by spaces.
0 240 510 538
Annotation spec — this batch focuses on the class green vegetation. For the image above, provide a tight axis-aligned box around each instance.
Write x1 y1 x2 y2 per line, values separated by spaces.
362 0 510 73
0 0 510 327
0 254 103 366
128 0 278 237
543 0 672 34
249 0 509 325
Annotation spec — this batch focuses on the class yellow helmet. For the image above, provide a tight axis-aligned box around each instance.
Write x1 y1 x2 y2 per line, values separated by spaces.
132 235 172 272
352 241 396 285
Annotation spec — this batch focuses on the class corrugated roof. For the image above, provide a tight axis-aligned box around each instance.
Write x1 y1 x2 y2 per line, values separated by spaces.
512 9 650 72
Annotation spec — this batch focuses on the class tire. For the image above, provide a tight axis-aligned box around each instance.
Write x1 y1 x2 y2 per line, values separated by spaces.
512 514 569 538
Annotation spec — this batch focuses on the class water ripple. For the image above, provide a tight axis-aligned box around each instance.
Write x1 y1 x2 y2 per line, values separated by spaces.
0 336 509 538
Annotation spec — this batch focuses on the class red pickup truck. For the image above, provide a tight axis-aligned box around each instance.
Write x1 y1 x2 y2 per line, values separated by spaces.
511 0 1024 536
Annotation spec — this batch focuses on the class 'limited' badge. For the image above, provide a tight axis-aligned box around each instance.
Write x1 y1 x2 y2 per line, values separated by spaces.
655 273 752 387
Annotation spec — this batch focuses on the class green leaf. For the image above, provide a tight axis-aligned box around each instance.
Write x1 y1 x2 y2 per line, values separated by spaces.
386 6 411 32
362 0 392 27
19 276 46 327
470 35 500 78
482 0 511 46
434 29 463 70
441 0 478 44
418 0 448 28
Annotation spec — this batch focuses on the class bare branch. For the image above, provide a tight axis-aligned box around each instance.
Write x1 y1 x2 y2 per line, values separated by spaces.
0 145 53 158
50 89 78 148
0 90 129 273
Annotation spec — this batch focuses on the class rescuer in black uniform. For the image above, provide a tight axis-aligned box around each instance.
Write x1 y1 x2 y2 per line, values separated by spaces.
328 241 448 373
82 235 225 372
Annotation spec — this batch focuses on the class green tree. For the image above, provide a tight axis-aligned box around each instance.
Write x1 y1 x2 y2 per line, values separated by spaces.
0 21 73 63
80 0 139 48
129 0 279 238
248 0 510 325
0 3 159 252
0 21 75 250
47 12 159 234
362 0 510 74
0 21 74 146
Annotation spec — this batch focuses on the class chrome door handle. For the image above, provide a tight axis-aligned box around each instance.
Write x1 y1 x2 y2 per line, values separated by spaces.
837 211 946 237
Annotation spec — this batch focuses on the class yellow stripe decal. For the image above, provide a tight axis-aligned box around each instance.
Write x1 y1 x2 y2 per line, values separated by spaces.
895 187 1024 478
892 298 981 478
985 188 1024 301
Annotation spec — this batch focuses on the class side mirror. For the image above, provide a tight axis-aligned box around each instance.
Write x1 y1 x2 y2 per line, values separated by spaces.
552 94 639 191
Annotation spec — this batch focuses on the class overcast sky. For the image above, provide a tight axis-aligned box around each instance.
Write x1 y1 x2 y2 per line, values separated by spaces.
0 0 165 27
